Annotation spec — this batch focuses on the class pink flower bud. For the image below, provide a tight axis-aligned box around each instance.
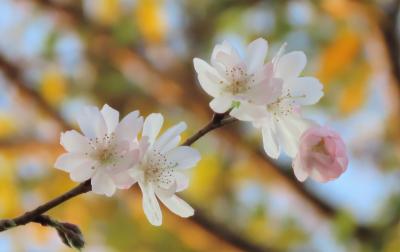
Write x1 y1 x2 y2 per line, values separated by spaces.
292 126 348 183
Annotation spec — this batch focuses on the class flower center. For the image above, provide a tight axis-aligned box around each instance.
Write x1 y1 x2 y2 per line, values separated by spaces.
86 133 122 168
267 89 305 120
220 65 255 95
312 139 329 155
142 149 178 187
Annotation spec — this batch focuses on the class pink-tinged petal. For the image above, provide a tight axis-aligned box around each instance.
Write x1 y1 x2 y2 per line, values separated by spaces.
241 77 283 105
101 104 119 134
276 51 307 81
60 130 90 153
115 111 143 142
245 38 268 74
211 40 241 67
77 106 107 139
209 96 232 113
91 171 116 197
230 102 269 122
262 124 280 159
166 146 201 170
158 194 194 218
139 181 162 226
295 125 348 183
142 113 164 145
285 77 323 105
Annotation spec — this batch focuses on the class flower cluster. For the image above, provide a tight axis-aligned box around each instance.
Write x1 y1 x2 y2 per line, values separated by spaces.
194 38 348 182
55 105 200 225
54 38 348 226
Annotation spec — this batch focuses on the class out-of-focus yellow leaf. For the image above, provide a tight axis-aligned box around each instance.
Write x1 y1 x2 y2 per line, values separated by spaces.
322 0 352 19
40 69 67 106
338 63 370 115
187 154 221 202
98 0 120 25
135 0 167 43
0 155 20 216
317 29 360 85
0 113 15 138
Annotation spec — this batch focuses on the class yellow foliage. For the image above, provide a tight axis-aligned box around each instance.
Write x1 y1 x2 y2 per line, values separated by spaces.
317 29 360 85
40 69 67 106
187 154 221 202
322 0 352 19
338 63 370 115
135 0 167 43
97 0 120 25
0 113 16 138
0 155 20 216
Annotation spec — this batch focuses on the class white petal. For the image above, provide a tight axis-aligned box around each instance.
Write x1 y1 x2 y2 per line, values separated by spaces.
241 77 283 105
139 182 162 226
158 194 194 218
193 58 224 97
60 130 90 153
262 124 280 159
69 160 97 182
175 172 189 192
77 106 107 139
160 135 180 154
115 111 143 142
276 51 306 81
91 171 116 197
166 146 201 170
276 116 311 157
55 153 88 172
230 102 269 122
286 77 323 105
209 96 232 113
211 41 240 66
101 104 119 134
292 155 309 182
143 113 164 145
245 38 268 74
154 122 186 152
111 169 137 189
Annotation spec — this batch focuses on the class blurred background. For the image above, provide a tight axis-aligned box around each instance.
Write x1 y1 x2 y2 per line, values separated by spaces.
0 0 399 251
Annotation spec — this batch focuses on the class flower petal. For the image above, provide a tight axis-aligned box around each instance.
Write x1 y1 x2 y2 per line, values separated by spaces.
111 169 137 189
77 106 107 139
158 194 194 218
139 182 162 226
55 153 89 172
286 77 323 105
143 113 164 145
166 146 201 170
292 155 309 182
154 122 186 152
175 172 189 192
209 96 232 113
115 111 143 142
193 58 224 97
276 51 306 81
101 104 119 134
245 38 268 74
262 124 280 159
276 116 312 157
60 130 90 153
91 171 116 197
69 160 97 182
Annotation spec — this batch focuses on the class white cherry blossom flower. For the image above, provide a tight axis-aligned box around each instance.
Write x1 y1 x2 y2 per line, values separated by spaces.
130 113 200 226
55 104 143 196
232 44 323 159
193 38 282 115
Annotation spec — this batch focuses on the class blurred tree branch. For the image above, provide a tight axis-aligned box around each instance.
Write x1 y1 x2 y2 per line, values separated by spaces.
5 0 374 242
